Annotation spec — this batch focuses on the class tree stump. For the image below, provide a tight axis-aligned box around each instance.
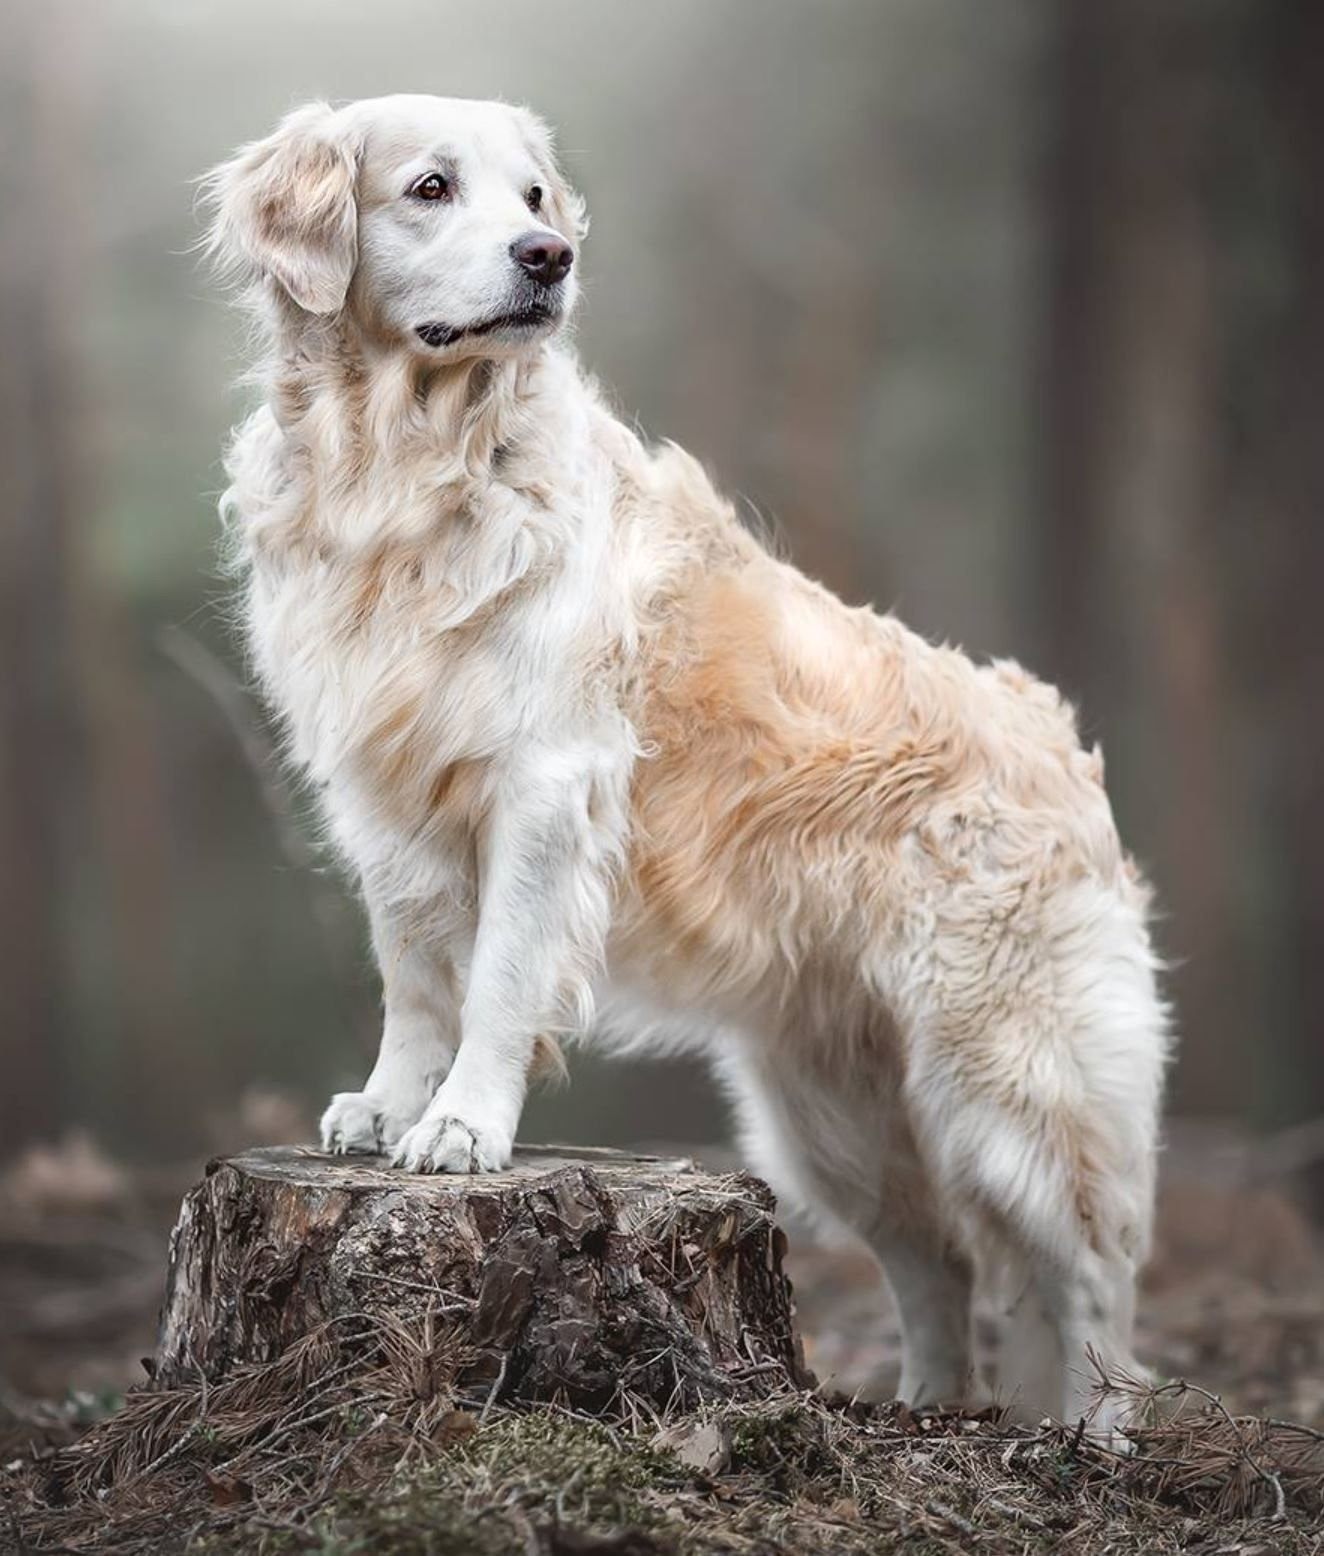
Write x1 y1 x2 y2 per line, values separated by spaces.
154 1145 808 1411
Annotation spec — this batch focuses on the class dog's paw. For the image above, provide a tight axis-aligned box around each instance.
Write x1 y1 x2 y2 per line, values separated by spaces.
320 1091 417 1154
1078 1391 1144 1453
391 1112 511 1174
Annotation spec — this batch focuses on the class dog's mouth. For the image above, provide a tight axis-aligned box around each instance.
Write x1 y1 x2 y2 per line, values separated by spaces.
415 305 559 351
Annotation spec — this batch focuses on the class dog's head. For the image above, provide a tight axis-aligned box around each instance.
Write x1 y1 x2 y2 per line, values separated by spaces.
206 95 585 360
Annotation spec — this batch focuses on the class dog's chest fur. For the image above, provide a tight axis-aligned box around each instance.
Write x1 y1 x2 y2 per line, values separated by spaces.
226 353 637 876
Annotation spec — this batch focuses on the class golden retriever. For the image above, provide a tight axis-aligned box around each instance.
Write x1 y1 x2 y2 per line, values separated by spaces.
205 95 1169 1434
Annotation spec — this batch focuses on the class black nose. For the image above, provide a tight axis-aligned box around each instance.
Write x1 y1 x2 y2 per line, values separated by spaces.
511 232 574 286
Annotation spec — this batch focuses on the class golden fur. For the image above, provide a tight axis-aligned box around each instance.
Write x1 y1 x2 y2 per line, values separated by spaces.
206 95 1169 1436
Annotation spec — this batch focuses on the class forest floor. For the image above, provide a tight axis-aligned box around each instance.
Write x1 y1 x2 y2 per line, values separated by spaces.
2 1105 1322 1554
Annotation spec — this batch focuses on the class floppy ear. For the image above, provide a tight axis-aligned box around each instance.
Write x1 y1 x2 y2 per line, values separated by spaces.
205 102 360 315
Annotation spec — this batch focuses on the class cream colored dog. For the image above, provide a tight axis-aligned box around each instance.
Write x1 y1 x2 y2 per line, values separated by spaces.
206 95 1169 1433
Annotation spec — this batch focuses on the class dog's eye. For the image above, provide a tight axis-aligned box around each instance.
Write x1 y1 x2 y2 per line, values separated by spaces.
525 184 544 213
410 172 451 202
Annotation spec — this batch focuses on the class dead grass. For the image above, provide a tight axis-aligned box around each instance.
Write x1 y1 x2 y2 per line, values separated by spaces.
4 1310 1322 1556
4 1123 1323 1553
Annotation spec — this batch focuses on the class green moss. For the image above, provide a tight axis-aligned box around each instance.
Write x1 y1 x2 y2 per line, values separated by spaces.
728 1404 835 1487
192 1414 694 1556
27 1383 1323 1556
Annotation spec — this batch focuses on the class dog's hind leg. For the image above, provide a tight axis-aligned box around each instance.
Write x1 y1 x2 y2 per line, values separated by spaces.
861 1161 978 1408
902 884 1166 1436
718 1043 978 1409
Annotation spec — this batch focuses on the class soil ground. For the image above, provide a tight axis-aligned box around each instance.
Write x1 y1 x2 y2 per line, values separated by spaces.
2 1108 1321 1553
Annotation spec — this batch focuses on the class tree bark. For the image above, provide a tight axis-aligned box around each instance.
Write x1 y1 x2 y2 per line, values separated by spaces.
154 1145 808 1412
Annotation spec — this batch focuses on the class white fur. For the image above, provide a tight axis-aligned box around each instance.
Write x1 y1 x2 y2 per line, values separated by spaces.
206 95 1171 1435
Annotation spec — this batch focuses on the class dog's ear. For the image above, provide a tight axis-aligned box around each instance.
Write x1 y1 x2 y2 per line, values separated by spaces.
204 102 360 315
514 107 588 245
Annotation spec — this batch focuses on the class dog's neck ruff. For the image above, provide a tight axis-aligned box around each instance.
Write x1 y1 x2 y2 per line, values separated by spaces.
276 320 543 497
220 311 607 653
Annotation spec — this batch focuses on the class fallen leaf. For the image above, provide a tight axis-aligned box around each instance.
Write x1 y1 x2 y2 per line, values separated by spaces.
203 1469 252 1507
434 1409 478 1447
653 1419 731 1475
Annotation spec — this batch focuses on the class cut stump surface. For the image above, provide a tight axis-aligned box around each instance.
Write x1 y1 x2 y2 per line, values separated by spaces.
154 1145 807 1411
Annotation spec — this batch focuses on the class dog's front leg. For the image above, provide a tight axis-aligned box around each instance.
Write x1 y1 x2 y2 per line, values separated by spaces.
392 751 622 1174
321 892 464 1155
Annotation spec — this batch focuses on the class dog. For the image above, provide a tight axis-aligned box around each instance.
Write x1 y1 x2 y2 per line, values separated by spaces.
205 94 1169 1434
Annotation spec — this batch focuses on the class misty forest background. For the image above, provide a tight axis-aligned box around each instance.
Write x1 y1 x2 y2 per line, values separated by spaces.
2 0 1322 1189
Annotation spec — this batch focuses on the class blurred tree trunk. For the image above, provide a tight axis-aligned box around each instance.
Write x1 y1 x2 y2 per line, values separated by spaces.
41 0 186 1155
776 265 873 601
0 0 184 1160
0 110 71 1154
1259 0 1324 1191
0 4 88 1155
1038 1 1241 1113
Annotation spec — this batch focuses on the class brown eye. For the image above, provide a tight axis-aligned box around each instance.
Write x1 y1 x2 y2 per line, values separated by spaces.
410 172 450 202
526 184 543 213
